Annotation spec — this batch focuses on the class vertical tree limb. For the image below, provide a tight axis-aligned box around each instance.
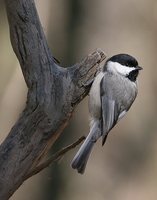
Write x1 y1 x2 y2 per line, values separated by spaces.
0 0 106 199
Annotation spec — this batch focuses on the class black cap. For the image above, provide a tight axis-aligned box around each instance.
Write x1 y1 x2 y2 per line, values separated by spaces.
107 54 139 68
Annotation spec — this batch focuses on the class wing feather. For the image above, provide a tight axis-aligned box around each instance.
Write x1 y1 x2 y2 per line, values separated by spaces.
101 96 118 145
100 72 137 145
100 75 120 145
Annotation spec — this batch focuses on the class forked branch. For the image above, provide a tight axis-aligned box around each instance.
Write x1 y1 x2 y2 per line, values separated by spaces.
0 0 106 199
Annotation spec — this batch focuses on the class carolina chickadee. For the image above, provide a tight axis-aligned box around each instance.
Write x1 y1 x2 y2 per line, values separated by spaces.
71 54 142 174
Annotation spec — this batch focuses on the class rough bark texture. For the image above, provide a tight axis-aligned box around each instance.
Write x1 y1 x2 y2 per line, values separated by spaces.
0 0 105 199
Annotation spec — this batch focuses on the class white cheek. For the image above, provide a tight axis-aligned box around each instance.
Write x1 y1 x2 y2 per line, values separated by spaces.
107 61 135 76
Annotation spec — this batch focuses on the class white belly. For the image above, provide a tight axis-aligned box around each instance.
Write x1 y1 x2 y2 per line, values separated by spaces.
89 72 104 118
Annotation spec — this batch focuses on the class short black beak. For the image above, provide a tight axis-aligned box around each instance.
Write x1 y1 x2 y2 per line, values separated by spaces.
137 66 143 70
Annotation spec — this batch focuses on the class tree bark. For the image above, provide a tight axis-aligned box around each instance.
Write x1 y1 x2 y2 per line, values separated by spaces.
0 0 105 199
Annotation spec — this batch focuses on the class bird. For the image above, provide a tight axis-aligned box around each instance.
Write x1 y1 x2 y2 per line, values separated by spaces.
71 53 142 174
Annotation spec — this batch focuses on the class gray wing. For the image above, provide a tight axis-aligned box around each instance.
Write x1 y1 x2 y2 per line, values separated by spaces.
100 74 122 145
101 95 119 145
100 73 137 145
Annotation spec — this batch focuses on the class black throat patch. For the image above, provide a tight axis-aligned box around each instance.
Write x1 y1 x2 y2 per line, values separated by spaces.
127 69 139 82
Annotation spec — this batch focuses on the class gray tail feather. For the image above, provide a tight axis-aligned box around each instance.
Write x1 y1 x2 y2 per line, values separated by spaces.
71 134 95 174
71 120 101 174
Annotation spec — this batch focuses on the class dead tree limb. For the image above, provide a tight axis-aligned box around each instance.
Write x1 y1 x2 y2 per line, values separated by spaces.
25 136 86 180
0 0 105 199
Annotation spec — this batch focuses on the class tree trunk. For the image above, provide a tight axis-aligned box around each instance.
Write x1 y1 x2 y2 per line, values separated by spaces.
0 0 105 199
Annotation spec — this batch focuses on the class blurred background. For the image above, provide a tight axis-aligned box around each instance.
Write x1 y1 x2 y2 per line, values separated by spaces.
0 0 156 199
